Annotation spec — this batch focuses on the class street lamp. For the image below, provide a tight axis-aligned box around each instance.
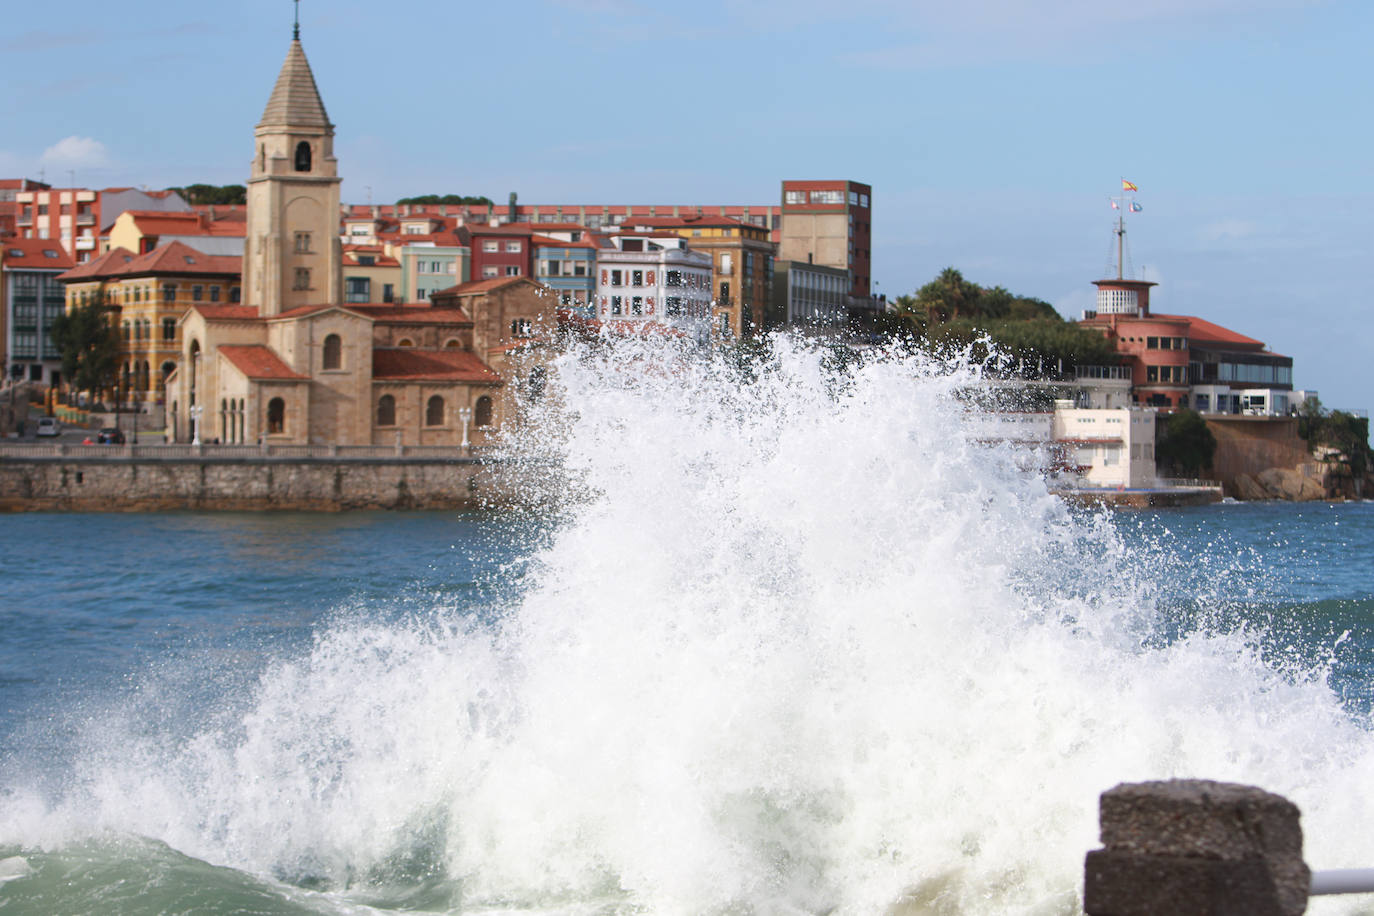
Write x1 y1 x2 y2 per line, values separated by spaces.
458 406 472 452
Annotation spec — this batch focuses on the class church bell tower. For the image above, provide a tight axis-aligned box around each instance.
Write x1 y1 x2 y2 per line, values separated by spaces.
244 20 342 316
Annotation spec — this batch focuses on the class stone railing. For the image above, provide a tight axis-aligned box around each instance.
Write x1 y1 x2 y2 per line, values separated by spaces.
0 442 489 461
1155 477 1224 490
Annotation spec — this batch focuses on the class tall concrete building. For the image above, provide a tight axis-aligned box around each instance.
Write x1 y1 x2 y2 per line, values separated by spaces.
778 179 872 299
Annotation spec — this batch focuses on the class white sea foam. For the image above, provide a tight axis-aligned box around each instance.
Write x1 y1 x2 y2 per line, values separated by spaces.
4 335 1374 914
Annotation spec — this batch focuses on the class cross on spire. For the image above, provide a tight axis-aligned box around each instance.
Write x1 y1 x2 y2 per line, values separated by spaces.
293 0 300 40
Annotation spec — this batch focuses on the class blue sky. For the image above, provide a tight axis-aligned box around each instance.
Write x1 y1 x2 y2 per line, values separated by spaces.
4 0 1371 410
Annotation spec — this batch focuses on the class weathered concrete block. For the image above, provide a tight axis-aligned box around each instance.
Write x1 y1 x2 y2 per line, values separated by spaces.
1086 780 1309 916
1085 849 1283 916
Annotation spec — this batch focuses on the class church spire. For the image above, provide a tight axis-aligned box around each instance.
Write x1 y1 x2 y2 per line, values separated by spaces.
258 32 330 130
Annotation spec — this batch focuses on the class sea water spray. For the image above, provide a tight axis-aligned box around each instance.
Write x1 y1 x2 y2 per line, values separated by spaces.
3 335 1374 915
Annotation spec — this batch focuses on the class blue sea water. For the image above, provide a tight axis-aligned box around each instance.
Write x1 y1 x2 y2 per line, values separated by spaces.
2 341 1373 914
0 503 1370 914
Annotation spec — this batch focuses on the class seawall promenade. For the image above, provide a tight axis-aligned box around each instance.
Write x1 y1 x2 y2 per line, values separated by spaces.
0 443 500 512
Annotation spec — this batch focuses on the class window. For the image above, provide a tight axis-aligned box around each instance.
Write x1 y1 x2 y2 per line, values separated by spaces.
192 284 204 301
482 240 499 252
345 277 370 303
610 295 623 316
666 270 682 287
357 254 376 266
543 260 561 276
294 141 311 172
294 232 312 253
162 283 176 303
474 395 493 427
425 395 444 426
267 397 286 434
505 240 522 253
505 265 520 276
610 269 623 286
511 318 532 337
162 318 176 341
377 394 396 426
294 268 311 290
809 190 844 204
784 190 806 205
632 270 643 287
382 283 394 303
631 296 643 315
482 266 499 278
848 190 859 205
210 285 221 302
397 338 414 348
572 261 587 277
122 321 131 341
322 334 342 370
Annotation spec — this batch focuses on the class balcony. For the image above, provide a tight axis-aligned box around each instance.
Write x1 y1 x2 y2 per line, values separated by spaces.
76 212 95 226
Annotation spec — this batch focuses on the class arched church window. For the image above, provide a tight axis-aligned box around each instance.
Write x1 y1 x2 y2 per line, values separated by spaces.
474 395 493 427
267 397 286 434
377 394 396 427
294 141 311 172
425 395 444 427
322 334 342 370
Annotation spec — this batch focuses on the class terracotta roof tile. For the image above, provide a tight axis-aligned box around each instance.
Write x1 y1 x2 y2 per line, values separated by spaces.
123 240 241 276
57 247 137 280
219 344 307 379
372 348 500 383
122 210 246 237
1161 313 1267 349
191 304 261 321
2 237 75 268
271 303 346 320
431 277 533 296
349 305 473 324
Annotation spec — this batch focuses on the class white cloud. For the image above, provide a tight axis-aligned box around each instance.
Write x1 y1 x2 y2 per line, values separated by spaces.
39 136 110 169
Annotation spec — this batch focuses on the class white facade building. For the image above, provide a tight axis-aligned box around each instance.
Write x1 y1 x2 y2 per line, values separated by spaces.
595 234 712 336
1052 407 1157 489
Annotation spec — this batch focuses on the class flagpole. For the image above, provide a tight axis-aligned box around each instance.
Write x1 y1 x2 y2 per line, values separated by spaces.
1117 179 1125 280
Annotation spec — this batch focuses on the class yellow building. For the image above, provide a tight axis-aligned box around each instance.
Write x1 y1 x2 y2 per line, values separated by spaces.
622 214 774 337
106 208 246 258
58 241 241 400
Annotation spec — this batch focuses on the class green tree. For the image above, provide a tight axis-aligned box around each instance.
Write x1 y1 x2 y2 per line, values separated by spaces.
168 184 247 205
1299 397 1371 483
1156 409 1217 476
915 267 982 323
50 302 120 398
396 193 494 206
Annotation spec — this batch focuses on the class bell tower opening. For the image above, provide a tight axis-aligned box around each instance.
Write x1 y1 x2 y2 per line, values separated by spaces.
294 141 311 172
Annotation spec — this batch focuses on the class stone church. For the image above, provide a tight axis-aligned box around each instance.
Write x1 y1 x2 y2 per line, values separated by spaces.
168 31 550 446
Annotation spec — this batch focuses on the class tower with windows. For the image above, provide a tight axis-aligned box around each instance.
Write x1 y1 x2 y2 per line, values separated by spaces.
243 27 342 316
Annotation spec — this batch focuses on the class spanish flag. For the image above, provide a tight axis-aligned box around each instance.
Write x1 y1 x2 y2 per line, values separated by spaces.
1122 179 1138 192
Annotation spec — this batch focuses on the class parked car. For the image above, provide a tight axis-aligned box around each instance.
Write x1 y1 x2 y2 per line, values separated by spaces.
35 417 60 437
97 427 126 444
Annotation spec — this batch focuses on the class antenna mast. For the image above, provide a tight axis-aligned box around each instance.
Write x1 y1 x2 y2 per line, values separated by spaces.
1108 178 1140 280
